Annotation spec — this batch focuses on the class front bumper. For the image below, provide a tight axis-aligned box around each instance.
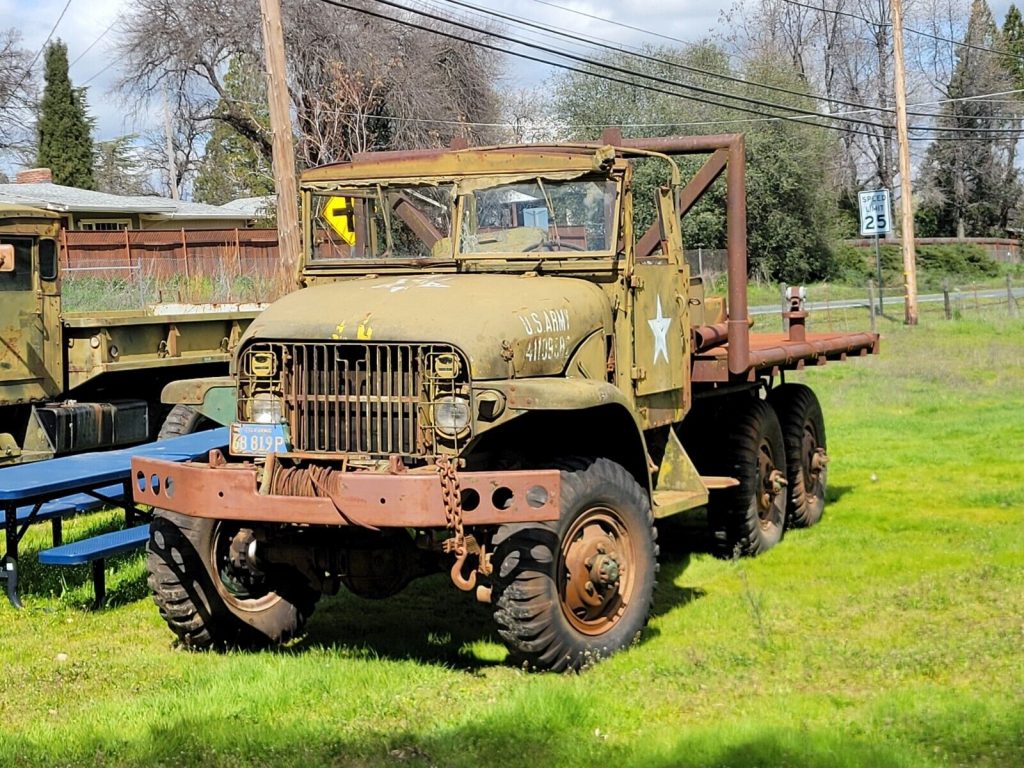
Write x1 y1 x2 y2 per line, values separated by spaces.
131 452 561 527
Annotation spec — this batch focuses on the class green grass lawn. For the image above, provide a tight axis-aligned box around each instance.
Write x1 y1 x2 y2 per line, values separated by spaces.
2 315 1022 767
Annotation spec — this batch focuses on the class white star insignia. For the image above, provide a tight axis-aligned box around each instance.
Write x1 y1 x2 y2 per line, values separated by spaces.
648 295 672 365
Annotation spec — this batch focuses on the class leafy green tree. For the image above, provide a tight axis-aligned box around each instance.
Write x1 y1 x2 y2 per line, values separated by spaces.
36 40 94 189
550 43 838 282
916 0 1021 238
193 56 274 205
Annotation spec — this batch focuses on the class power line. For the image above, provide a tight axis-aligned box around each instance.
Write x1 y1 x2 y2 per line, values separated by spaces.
351 0 893 132
779 0 1024 63
314 0 1023 142
81 58 118 86
70 19 117 68
0 0 73 112
432 0 895 116
434 0 1024 124
523 0 692 49
371 0 1024 135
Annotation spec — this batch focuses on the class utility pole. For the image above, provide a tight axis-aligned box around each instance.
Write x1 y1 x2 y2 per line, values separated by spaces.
890 0 919 324
259 0 301 286
162 87 179 201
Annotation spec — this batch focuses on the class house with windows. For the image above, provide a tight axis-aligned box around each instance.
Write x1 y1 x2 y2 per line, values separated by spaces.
0 169 251 230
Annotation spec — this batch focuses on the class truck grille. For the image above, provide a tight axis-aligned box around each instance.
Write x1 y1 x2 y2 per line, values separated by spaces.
238 342 466 457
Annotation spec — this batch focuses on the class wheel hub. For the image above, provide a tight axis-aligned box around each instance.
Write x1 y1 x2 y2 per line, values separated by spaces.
589 551 621 588
215 525 270 602
560 508 633 635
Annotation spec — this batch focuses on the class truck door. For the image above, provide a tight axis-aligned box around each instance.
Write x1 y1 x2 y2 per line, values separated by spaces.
0 234 60 404
631 187 690 428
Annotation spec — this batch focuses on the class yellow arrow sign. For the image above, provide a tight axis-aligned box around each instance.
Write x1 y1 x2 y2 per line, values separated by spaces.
323 196 356 245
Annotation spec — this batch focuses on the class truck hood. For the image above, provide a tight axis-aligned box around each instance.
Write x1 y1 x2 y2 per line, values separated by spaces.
241 274 613 378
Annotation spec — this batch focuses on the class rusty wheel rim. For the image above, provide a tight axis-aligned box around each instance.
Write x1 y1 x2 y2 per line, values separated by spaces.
756 439 785 531
559 507 635 636
802 424 825 504
211 522 282 613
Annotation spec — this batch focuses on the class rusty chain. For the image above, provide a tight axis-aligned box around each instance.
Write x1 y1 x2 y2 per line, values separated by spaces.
436 455 466 557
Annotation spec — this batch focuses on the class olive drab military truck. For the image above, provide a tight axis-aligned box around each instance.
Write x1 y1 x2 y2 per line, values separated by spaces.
132 132 879 671
0 205 258 465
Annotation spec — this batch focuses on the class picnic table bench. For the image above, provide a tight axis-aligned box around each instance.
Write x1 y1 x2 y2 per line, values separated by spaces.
1 428 228 608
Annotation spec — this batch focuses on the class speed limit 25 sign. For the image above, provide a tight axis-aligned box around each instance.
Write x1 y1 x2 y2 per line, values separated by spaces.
858 190 892 236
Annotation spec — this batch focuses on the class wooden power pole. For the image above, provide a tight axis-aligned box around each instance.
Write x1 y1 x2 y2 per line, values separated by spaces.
890 0 919 325
259 0 302 286
162 87 179 201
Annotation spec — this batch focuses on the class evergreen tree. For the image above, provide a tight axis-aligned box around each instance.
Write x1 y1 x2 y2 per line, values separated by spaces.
36 40 94 189
94 135 151 196
916 0 1021 238
193 56 274 205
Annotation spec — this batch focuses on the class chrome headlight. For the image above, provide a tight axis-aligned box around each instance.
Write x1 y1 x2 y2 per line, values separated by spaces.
251 392 284 424
433 395 471 437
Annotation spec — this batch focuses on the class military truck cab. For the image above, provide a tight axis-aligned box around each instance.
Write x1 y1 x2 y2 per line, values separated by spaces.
135 134 878 671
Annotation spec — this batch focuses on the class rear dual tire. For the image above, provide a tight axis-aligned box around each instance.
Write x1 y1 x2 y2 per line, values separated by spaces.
769 383 828 528
705 399 788 559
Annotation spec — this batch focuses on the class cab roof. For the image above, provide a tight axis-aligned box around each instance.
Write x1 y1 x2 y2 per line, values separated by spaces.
300 143 634 185
0 203 61 220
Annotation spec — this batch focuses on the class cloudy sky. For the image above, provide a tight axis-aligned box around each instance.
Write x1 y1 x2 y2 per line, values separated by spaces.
2 0 1020 157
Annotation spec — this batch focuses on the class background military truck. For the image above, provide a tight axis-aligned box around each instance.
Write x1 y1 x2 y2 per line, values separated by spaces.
0 204 257 465
133 132 878 671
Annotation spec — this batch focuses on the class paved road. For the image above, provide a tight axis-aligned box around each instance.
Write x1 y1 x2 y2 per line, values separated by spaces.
749 286 1024 316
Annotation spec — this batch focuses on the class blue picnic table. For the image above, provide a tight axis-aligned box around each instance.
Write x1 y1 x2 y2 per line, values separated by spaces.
1 428 227 608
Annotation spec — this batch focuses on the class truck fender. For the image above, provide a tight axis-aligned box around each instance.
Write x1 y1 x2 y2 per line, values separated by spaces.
480 378 651 496
161 376 236 427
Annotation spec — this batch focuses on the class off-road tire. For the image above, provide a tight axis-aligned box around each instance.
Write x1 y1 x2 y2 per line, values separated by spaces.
147 510 318 649
706 399 788 559
157 404 213 440
491 457 658 672
769 383 827 528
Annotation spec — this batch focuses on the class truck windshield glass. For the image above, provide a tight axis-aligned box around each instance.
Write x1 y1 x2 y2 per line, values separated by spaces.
309 185 455 262
459 178 616 255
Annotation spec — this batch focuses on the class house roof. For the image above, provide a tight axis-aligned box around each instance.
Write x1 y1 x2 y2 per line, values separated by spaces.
0 183 252 221
221 195 276 217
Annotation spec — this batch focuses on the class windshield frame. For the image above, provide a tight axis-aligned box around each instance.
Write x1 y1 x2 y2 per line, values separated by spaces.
454 173 621 262
303 183 458 268
300 170 623 273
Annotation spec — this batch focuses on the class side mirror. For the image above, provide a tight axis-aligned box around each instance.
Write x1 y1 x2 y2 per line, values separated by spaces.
0 243 13 272
39 239 58 281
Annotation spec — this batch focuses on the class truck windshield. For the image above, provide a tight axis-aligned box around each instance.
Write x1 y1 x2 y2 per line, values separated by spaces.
309 184 455 262
459 178 617 255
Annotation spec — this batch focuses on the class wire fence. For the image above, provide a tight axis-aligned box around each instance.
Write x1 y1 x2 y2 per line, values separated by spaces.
752 276 1023 334
61 260 293 313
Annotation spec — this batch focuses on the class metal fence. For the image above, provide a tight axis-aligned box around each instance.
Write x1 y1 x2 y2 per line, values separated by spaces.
750 277 1023 333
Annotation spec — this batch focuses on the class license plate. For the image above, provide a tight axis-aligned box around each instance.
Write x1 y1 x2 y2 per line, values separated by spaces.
230 422 291 456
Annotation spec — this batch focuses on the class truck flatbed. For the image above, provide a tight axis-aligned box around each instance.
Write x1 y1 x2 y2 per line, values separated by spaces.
693 328 879 382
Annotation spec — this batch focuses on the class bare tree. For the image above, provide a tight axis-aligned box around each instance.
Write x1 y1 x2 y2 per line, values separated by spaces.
500 87 555 143
719 0 906 216
115 0 502 171
0 28 36 158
